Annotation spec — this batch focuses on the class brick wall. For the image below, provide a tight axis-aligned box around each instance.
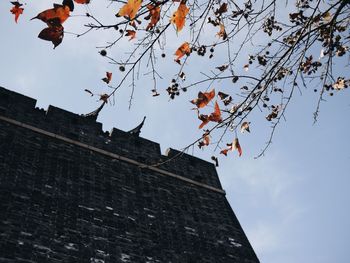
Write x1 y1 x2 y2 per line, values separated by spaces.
0 87 259 263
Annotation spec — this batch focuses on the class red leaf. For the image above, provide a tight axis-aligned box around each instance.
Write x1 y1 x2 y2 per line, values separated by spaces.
102 72 112 84
174 42 191 62
170 1 189 32
198 101 222 129
10 2 24 23
145 4 161 30
191 89 215 108
125 30 136 40
31 4 70 24
38 24 64 49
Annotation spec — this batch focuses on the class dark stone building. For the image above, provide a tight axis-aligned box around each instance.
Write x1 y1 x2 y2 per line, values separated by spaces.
0 87 259 263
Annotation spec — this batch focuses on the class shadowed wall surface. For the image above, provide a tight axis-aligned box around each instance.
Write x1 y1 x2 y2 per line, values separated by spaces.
0 87 259 263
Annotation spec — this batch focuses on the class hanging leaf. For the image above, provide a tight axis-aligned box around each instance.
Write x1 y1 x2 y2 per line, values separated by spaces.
31 4 70 24
198 130 210 148
74 0 90 4
117 0 142 20
198 101 222 129
38 23 64 49
170 1 189 32
145 4 161 30
217 23 227 40
10 1 24 23
216 64 229 72
62 0 74 11
125 30 136 40
220 138 242 157
174 42 191 62
102 72 112 84
240 121 251 133
191 89 215 108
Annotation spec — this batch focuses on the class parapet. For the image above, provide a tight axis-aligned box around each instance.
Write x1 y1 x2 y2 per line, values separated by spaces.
0 87 222 190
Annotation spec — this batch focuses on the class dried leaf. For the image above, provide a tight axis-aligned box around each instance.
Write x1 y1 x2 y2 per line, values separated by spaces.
220 138 242 157
38 23 64 49
31 4 70 24
198 101 222 129
145 4 161 30
215 3 228 16
174 42 191 62
218 91 229 100
216 64 229 71
74 0 90 4
118 0 142 20
240 121 250 133
125 30 136 40
170 1 189 32
217 23 227 40
333 78 345 90
191 89 215 108
102 72 112 84
10 2 24 23
198 130 210 148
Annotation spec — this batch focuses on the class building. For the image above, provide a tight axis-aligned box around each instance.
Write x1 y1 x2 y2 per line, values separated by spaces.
0 87 259 262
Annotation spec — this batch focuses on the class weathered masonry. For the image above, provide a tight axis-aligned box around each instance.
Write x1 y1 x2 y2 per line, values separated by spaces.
0 87 259 263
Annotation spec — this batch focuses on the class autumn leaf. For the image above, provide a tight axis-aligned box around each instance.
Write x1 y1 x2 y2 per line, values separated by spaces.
220 138 242 157
125 30 136 40
31 4 70 24
216 64 229 72
215 3 228 16
62 0 74 11
241 121 251 133
145 4 161 30
102 72 112 84
198 101 222 129
74 0 90 4
333 77 345 90
38 23 64 49
174 42 191 62
10 2 24 23
117 0 142 20
170 1 189 32
198 130 210 148
217 23 227 40
191 89 215 108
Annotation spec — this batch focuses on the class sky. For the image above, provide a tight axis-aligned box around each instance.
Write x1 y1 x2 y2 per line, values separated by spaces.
1 1 350 262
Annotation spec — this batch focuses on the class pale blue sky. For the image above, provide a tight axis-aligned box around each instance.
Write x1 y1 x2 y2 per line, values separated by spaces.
1 1 350 262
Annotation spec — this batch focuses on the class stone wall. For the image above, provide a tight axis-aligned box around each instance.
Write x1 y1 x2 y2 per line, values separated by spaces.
0 87 259 263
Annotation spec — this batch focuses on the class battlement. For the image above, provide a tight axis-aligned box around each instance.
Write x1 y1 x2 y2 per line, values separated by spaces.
0 86 222 190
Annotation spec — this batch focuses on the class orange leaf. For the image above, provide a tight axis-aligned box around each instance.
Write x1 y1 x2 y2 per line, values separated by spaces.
198 101 222 129
217 23 227 40
10 2 24 23
74 0 90 3
38 23 64 49
102 72 112 84
118 0 142 20
170 1 189 32
125 30 136 40
145 4 161 30
174 42 191 62
32 4 70 24
220 138 242 157
191 89 215 108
